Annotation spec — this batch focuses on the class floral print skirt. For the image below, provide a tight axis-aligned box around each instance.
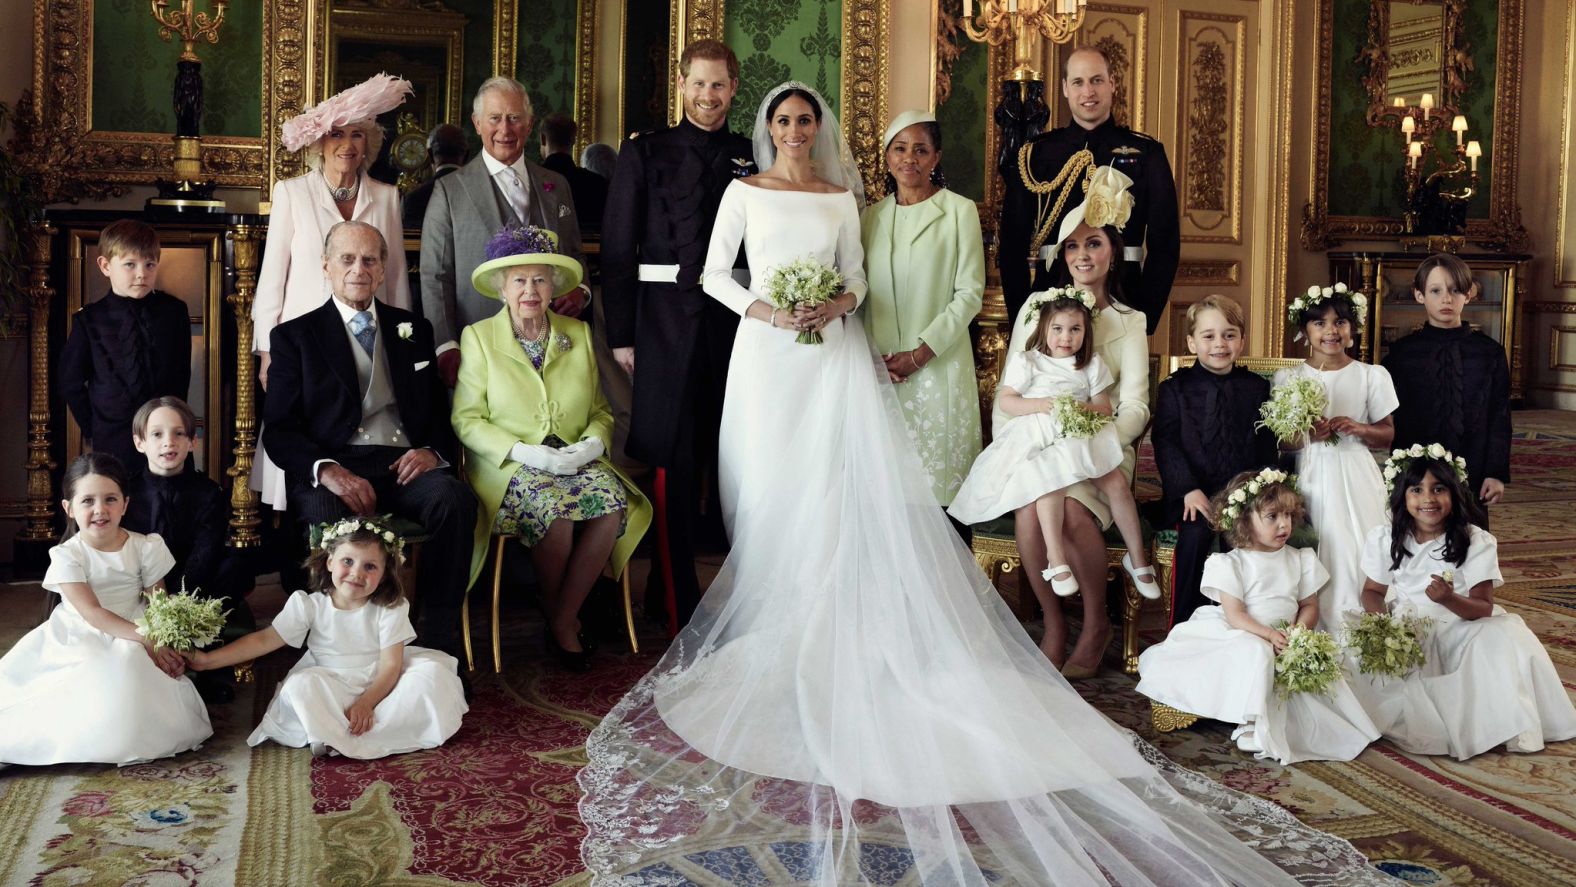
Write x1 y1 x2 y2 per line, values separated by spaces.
492 438 630 546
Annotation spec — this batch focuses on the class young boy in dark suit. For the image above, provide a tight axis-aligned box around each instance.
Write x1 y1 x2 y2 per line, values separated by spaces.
123 397 254 703
1151 295 1278 624
60 220 191 472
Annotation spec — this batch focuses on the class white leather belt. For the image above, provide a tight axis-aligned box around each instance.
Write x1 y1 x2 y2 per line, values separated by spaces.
638 264 750 285
1038 245 1145 262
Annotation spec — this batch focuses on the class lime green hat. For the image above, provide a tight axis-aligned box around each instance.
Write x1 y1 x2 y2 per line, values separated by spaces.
470 225 583 299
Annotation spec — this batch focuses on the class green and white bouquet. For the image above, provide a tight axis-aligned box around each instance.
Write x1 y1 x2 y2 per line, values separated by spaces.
1342 610 1431 678
1273 623 1344 698
136 579 228 652
761 257 842 345
1258 376 1331 445
1049 395 1113 439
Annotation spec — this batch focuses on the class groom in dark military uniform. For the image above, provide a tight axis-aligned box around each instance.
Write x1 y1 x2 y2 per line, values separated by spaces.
602 39 755 633
999 46 1180 334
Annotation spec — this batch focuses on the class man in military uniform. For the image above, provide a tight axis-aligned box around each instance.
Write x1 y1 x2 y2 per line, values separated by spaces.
602 39 755 632
999 46 1180 334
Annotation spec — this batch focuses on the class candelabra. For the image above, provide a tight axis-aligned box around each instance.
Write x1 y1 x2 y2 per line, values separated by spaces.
1393 94 1481 241
147 0 230 212
961 0 1090 81
961 1 1090 186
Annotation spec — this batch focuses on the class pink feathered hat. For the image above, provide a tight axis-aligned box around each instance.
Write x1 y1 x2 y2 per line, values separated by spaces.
281 73 413 153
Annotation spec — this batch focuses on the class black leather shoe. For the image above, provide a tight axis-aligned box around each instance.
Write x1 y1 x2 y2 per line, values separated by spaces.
546 631 593 673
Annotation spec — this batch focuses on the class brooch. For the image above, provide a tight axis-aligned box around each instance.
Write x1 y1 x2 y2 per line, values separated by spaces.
552 331 573 353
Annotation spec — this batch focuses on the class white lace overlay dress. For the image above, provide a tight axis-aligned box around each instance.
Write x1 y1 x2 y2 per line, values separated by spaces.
575 179 1390 886
1274 360 1398 630
948 351 1125 524
0 533 211 766
1348 525 1576 760
248 591 468 759
1137 547 1380 765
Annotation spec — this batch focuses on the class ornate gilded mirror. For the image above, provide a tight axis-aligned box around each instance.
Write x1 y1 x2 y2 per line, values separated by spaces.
1360 0 1470 127
316 0 467 188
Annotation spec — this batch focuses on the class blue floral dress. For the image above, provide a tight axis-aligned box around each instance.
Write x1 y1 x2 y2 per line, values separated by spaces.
492 331 629 545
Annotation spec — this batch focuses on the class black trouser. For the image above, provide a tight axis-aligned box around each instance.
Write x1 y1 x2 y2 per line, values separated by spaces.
290 445 477 653
1171 516 1231 626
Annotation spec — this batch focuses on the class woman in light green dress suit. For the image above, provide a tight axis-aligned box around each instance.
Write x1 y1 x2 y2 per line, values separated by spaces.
860 112 984 525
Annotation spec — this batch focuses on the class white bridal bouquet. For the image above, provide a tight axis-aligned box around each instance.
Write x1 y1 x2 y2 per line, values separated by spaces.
136 580 228 652
1273 624 1343 698
1258 376 1332 445
762 258 843 345
1049 395 1113 439
1343 610 1431 678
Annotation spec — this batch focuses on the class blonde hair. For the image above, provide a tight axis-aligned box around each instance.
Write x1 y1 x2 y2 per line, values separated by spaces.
99 219 161 262
301 118 384 173
1186 294 1245 336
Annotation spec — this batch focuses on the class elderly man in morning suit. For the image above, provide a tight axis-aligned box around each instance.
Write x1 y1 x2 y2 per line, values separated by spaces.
265 220 477 663
999 46 1180 334
420 77 591 387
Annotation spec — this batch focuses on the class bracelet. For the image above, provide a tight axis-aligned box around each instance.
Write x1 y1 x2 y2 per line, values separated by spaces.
769 307 779 328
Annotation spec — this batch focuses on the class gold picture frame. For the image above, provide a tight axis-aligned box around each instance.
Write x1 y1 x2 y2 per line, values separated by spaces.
16 0 292 196
314 1 467 129
1301 0 1527 250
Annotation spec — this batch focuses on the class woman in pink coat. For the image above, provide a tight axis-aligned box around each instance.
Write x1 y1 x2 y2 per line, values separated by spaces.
252 74 414 509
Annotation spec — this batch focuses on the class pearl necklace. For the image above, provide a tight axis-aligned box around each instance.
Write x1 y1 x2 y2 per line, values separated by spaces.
324 173 360 203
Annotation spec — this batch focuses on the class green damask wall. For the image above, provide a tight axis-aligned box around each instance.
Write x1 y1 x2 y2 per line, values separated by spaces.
936 33 987 202
724 0 844 134
518 0 579 158
1327 0 1496 218
90 0 264 138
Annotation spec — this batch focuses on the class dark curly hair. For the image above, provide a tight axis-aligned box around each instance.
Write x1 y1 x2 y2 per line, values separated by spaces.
305 527 406 608
1384 456 1484 572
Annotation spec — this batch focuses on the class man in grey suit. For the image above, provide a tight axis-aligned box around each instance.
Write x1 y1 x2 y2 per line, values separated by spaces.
420 76 590 386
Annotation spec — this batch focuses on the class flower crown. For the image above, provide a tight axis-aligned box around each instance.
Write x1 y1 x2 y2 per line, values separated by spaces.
316 515 406 564
1382 443 1469 493
1288 282 1368 341
1023 287 1098 327
1217 468 1297 532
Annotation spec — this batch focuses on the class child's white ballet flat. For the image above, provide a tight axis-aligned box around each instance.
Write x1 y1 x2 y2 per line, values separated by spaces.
1122 551 1163 600
1042 565 1080 597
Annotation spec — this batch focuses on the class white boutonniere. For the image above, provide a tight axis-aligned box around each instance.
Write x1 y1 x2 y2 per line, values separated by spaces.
397 322 414 341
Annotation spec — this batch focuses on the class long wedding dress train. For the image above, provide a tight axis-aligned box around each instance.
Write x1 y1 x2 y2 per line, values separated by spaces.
578 112 1387 886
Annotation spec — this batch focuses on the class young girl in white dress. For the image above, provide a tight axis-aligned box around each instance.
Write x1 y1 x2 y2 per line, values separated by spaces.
1353 448 1576 759
0 453 211 766
1274 285 1397 630
188 518 468 759
1137 469 1379 765
949 290 1161 600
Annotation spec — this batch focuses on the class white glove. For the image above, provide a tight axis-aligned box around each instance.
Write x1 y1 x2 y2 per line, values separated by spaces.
509 441 576 475
559 438 605 472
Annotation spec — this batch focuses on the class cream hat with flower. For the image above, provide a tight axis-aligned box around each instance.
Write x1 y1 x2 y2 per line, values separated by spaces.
1043 165 1135 262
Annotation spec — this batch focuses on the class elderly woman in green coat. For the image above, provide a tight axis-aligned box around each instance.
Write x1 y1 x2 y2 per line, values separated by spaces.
452 226 651 671
861 111 985 525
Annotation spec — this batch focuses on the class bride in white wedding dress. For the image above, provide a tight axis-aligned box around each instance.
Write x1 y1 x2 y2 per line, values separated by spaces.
578 82 1388 886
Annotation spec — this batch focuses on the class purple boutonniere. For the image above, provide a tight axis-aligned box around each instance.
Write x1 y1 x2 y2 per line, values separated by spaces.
543 181 556 192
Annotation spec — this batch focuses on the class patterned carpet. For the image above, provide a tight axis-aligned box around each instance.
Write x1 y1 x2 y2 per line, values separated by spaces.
1 412 1574 885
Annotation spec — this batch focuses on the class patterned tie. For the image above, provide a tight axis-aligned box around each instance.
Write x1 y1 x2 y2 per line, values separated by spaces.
349 309 376 356
500 167 530 222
